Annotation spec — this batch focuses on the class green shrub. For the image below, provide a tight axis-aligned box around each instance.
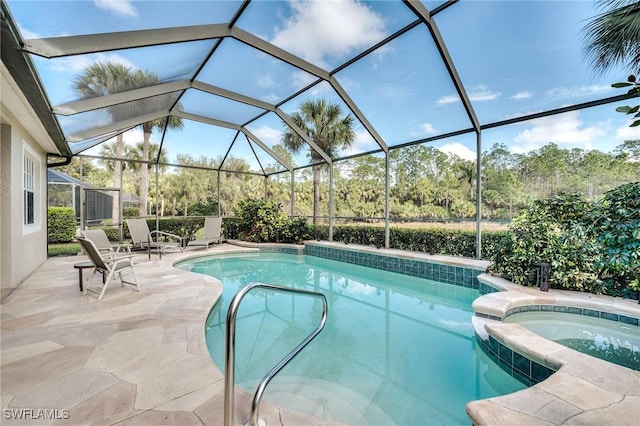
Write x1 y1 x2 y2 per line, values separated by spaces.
48 207 77 243
588 182 640 296
123 207 138 218
235 199 311 244
488 186 639 298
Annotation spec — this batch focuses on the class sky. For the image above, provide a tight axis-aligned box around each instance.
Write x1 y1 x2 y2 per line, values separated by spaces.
7 0 640 170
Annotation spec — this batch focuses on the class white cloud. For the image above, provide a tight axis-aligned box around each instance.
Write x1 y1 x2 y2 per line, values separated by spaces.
615 122 640 142
437 84 500 104
292 70 319 91
438 143 476 161
544 85 612 101
122 128 145 146
469 85 501 102
270 0 387 68
510 91 533 100
421 123 437 135
94 0 137 17
250 124 282 147
437 94 460 105
512 110 606 153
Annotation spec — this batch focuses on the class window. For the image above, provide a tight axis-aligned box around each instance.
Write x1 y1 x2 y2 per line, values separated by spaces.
24 155 34 224
22 144 40 232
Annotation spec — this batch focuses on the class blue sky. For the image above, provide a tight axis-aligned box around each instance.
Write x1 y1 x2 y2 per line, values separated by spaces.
7 0 640 170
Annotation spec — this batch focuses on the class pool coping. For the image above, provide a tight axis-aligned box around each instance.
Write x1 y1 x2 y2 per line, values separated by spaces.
6 243 636 425
468 274 640 425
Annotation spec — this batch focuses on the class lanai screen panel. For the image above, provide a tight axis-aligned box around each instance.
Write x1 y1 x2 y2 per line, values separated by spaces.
437 1 629 126
5 0 639 176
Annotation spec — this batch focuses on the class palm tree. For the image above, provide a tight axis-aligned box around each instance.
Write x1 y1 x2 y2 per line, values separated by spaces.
281 98 355 223
73 62 137 223
582 0 640 74
129 69 184 217
74 62 183 218
127 141 169 214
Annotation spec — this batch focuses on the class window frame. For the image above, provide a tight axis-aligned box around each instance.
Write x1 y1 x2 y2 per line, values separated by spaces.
22 143 41 234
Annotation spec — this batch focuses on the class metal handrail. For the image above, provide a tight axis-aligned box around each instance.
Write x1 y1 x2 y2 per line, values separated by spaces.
224 282 328 426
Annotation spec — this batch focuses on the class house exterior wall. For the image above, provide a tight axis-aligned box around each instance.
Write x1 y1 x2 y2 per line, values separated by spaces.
1 63 58 300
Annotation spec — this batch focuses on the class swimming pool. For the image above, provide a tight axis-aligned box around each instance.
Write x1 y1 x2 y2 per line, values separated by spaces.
505 311 640 370
177 252 525 425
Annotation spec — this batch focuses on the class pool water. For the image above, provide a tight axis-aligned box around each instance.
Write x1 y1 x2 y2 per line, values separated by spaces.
506 311 640 371
178 253 525 425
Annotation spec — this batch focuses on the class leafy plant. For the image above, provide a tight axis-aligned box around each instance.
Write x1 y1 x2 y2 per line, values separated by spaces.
588 182 640 295
48 207 77 243
235 198 311 244
612 75 640 127
489 185 639 298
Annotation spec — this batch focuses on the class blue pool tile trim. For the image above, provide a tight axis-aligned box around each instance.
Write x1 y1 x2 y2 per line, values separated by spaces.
303 244 482 289
476 335 555 387
505 304 640 327
256 246 303 256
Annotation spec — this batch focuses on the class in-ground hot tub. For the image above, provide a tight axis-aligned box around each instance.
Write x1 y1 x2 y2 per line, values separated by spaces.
504 310 640 370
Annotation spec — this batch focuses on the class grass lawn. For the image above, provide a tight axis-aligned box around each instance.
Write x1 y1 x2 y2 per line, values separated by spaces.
48 242 82 257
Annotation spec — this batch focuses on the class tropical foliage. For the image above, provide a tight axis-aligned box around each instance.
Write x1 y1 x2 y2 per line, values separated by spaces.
281 98 355 223
235 198 310 244
53 140 639 222
582 0 640 126
488 183 640 298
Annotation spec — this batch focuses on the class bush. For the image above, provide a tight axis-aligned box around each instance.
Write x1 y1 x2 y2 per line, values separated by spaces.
123 207 138 218
588 182 640 296
488 186 639 298
235 199 311 244
48 207 77 243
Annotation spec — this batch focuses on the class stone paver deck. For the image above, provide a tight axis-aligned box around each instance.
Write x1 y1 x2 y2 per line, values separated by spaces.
1 243 639 425
0 245 340 426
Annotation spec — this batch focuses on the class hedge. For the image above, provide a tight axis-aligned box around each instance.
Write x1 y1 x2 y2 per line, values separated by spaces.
48 207 76 243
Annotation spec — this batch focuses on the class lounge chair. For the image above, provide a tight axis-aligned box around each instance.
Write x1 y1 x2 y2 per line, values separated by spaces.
82 228 130 255
187 217 222 249
126 218 184 259
76 236 140 301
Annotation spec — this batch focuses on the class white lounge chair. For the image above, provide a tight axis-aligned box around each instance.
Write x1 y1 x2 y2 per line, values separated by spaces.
126 218 184 259
82 228 130 255
187 217 222 249
76 236 140 301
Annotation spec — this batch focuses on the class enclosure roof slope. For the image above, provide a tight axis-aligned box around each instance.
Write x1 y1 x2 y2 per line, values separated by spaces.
2 0 636 174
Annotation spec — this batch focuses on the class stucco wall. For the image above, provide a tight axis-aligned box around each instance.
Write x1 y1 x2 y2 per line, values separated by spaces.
1 64 54 300
0 116 48 300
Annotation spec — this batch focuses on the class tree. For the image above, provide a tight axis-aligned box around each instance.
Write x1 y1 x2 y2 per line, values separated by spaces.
281 98 355 224
73 62 137 223
582 0 640 74
582 0 640 126
74 62 184 218
127 141 168 214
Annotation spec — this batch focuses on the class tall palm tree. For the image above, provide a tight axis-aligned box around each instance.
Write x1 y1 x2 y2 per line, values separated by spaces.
73 62 137 223
74 62 183 218
281 98 355 223
582 0 640 74
127 141 169 214
129 69 184 217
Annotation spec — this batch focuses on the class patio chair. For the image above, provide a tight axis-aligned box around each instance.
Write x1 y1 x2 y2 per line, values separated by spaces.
76 236 140 301
81 229 130 255
187 217 222 249
126 218 184 259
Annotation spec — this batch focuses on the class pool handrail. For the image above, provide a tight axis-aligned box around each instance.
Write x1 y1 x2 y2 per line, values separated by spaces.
223 282 328 426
